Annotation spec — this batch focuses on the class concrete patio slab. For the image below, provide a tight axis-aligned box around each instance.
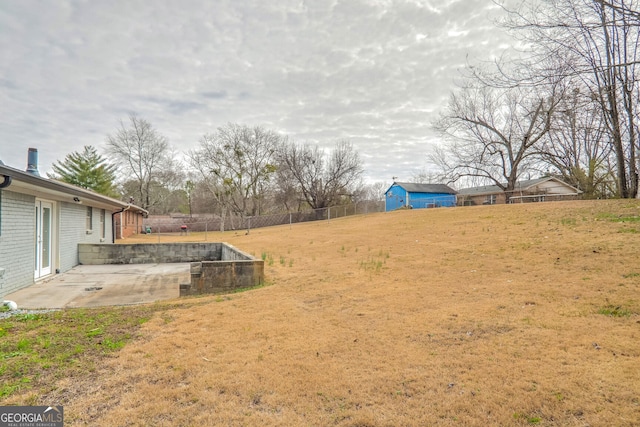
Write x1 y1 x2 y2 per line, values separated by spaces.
4 263 190 309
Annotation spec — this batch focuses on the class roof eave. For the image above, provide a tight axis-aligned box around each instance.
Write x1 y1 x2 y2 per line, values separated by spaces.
0 164 147 214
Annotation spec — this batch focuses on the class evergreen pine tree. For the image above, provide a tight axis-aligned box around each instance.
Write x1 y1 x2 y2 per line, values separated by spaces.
48 145 120 198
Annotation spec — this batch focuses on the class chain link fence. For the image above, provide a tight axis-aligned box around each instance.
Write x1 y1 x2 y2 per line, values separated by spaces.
142 201 385 236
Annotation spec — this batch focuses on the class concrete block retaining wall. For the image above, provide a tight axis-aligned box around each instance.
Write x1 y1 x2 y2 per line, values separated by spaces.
78 242 263 296
181 260 263 296
78 243 224 265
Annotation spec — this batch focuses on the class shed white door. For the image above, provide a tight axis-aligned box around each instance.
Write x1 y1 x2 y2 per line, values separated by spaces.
35 200 53 279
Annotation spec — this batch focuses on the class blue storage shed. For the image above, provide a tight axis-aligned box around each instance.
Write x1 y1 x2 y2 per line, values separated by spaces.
384 182 457 212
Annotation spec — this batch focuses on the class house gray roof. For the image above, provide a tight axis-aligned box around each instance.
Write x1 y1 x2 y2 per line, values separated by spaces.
457 177 580 196
0 163 147 214
390 182 457 195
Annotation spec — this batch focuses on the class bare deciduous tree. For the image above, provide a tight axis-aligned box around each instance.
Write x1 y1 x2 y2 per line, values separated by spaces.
106 114 174 211
188 154 233 231
432 80 560 200
188 124 281 230
539 85 615 197
411 168 445 184
276 140 363 215
365 181 388 202
502 0 640 197
599 0 640 20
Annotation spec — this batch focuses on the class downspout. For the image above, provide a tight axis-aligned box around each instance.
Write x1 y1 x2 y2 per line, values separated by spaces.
111 205 131 243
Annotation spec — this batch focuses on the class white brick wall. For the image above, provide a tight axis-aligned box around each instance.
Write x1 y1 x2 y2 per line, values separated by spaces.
58 203 114 272
0 190 36 297
58 202 86 272
0 191 117 298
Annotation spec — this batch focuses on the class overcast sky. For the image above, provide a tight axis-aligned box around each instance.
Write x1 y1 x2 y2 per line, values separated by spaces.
0 0 516 185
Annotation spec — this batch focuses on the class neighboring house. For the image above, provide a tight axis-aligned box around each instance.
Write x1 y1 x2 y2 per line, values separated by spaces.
457 177 582 206
384 182 457 212
0 149 146 298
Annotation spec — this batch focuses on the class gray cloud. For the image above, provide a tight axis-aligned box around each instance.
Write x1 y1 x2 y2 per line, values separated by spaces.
201 91 228 99
0 0 517 183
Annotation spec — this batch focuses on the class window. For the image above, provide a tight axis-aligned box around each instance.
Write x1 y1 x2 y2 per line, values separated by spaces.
86 207 93 231
100 209 106 239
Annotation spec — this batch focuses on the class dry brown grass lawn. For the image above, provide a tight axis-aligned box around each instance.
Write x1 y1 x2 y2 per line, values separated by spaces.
9 200 640 425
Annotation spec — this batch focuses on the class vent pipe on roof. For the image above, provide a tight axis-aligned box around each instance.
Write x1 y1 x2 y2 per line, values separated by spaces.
26 148 40 176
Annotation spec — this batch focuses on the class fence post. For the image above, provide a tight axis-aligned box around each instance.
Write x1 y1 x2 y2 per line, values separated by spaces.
289 212 292 229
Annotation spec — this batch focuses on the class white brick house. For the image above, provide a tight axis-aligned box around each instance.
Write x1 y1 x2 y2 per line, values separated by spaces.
0 150 146 298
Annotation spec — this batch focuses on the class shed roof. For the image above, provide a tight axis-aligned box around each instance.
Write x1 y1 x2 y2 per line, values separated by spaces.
388 182 457 195
457 177 581 196
0 162 147 214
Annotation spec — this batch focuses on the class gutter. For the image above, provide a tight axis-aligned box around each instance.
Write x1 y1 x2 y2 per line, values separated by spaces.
0 163 130 209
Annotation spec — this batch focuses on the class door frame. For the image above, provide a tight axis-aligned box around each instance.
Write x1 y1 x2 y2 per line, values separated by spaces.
34 199 56 280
